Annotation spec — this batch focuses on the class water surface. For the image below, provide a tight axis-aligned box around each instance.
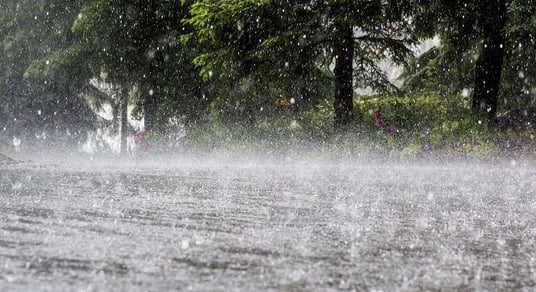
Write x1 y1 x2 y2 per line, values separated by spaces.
1 158 535 290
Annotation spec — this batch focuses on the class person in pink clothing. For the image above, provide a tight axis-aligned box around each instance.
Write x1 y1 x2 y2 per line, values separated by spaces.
134 130 150 156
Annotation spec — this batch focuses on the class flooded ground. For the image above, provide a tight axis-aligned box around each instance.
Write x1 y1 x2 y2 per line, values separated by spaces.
1 157 536 291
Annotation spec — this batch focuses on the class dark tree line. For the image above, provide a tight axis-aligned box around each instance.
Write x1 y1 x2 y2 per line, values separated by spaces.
409 0 535 125
1 0 535 150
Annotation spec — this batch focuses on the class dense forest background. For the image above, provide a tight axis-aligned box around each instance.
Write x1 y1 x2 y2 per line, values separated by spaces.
1 0 535 156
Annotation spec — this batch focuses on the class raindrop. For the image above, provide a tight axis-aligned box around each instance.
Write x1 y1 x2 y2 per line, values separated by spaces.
181 239 190 249
11 182 22 190
13 137 21 147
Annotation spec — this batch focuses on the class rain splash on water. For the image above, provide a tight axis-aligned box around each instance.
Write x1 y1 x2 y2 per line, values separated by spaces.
1 154 536 291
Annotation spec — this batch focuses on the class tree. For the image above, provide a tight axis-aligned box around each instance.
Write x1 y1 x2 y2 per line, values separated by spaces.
185 0 414 131
73 0 155 154
472 0 508 126
0 0 100 147
405 0 532 126
503 0 536 108
31 0 208 153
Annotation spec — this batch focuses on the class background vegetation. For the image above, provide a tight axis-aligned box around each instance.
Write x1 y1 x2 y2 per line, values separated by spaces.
1 0 535 158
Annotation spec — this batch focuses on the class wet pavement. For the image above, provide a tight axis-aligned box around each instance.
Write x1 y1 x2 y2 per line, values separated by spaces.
1 159 536 291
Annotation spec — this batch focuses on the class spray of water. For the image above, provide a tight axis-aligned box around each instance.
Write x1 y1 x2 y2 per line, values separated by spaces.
1 142 535 290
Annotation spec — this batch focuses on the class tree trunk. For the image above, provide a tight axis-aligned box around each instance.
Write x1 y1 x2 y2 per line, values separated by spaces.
143 90 158 134
333 22 354 131
112 101 120 134
120 86 129 155
472 0 507 127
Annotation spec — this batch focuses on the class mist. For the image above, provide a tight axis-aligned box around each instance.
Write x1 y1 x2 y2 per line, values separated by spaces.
2 151 536 290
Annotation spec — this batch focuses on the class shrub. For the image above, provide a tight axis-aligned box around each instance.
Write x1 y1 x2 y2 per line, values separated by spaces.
353 93 486 149
181 92 532 158
468 141 499 158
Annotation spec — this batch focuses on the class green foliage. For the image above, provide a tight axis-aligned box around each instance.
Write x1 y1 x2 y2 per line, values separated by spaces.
502 0 536 108
184 0 415 128
400 143 422 159
300 99 336 141
184 113 306 154
2 0 535 153
399 46 475 95
353 94 487 148
24 44 93 89
0 0 100 144
181 91 535 159
71 0 177 83
466 141 499 158
404 0 536 114
36 0 211 128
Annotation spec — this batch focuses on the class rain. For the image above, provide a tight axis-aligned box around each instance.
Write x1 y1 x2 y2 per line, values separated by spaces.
1 0 536 291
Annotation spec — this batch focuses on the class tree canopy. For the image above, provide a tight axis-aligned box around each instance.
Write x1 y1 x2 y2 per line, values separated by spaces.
0 0 98 144
1 0 535 151
185 0 415 129
403 0 536 124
